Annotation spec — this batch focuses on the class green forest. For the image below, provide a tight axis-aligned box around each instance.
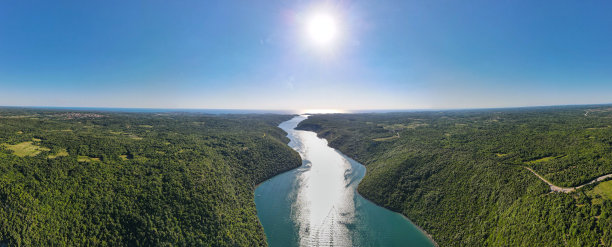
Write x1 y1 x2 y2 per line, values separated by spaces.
0 108 301 246
298 105 612 246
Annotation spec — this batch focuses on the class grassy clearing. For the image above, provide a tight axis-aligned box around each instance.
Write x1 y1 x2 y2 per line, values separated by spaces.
588 180 612 204
109 130 143 140
373 134 400 142
119 154 148 162
495 153 509 157
129 135 143 140
586 127 610 130
77 156 101 162
119 154 136 160
138 125 153 128
527 155 565 164
2 142 50 157
48 149 69 159
380 122 428 130
46 129 73 132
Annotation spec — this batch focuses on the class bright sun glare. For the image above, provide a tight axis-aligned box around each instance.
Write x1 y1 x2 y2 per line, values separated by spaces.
305 11 339 48
301 109 345 114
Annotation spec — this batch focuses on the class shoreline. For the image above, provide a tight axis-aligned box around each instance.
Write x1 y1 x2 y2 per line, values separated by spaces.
255 162 439 247
353 186 439 246
333 141 439 246
324 137 440 246
342 152 439 247
256 117 437 246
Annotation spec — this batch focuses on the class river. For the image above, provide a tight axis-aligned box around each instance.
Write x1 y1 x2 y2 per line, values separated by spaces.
255 115 435 247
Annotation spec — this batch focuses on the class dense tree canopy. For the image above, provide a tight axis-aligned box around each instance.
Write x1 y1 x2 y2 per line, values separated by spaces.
0 108 301 246
298 105 612 246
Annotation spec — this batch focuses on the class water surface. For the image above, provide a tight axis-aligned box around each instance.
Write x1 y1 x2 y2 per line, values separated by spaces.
255 115 435 246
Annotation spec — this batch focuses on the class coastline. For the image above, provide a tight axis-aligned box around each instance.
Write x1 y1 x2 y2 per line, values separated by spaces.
351 185 439 246
254 155 439 247
254 116 303 190
341 152 439 247
302 125 439 246
256 116 436 246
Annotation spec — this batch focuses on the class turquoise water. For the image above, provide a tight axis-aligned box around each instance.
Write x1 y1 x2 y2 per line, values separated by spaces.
255 115 435 247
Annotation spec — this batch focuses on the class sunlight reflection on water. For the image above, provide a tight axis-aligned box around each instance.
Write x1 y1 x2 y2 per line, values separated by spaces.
281 116 355 246
256 115 435 247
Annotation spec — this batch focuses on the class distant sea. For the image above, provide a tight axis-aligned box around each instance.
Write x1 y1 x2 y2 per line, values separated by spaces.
2 106 429 115
2 106 298 115
9 105 590 115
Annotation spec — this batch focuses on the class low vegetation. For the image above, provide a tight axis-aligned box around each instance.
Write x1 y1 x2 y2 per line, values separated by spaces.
298 105 612 246
0 108 301 246
47 148 69 159
1 141 50 157
588 181 612 205
77 155 101 162
372 134 399 142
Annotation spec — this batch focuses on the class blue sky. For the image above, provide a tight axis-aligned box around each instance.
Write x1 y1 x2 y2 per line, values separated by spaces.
1 0 611 110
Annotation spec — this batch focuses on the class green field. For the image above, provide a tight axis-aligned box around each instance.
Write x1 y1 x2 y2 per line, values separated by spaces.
588 180 612 204
526 155 565 164
47 148 69 158
77 155 101 162
372 133 399 141
1 141 50 157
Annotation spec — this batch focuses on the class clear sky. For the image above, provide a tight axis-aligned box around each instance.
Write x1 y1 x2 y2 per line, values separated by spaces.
1 0 611 111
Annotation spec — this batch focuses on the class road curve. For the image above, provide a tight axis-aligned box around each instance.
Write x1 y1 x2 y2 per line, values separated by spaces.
524 166 612 193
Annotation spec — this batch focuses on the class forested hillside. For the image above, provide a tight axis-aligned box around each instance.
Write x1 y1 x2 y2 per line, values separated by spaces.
0 108 301 246
298 105 612 246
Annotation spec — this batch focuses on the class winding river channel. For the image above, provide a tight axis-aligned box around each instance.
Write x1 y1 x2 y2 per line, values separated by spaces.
255 115 435 247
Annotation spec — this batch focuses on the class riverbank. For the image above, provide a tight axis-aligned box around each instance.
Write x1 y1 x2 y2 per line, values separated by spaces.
256 115 435 246
352 183 439 247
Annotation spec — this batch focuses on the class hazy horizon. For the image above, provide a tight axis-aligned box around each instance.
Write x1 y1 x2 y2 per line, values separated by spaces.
2 1 611 109
3 102 612 115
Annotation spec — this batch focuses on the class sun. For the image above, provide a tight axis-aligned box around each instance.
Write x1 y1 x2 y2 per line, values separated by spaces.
305 11 339 48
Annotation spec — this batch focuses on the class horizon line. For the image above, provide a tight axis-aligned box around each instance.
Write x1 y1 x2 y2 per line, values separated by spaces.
1 102 612 114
